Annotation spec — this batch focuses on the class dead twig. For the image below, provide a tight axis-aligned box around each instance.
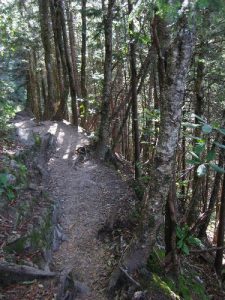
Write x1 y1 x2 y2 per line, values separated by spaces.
190 246 225 253
119 266 141 287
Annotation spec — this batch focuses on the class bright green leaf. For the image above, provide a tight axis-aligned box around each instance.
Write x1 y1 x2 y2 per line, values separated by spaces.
176 226 184 239
182 243 190 255
187 236 202 246
177 240 184 249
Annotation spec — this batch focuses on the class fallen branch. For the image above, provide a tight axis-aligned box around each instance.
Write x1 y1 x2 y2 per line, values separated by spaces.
0 262 56 286
119 266 141 287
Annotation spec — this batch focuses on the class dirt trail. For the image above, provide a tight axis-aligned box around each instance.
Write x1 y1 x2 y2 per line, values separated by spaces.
13 117 135 299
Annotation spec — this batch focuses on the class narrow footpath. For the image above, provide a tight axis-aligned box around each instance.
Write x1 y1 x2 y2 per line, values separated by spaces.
30 120 135 299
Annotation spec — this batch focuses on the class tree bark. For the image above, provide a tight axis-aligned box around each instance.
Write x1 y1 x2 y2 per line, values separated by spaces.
165 176 178 269
109 5 195 289
0 262 56 286
128 0 140 179
80 0 88 127
187 48 205 225
27 50 42 121
50 0 69 121
58 0 78 127
38 0 56 120
214 173 225 276
97 0 115 158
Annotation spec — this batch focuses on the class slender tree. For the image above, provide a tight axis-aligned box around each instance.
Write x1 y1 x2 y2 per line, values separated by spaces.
58 0 78 127
80 0 88 127
38 0 56 120
128 0 140 179
97 0 115 158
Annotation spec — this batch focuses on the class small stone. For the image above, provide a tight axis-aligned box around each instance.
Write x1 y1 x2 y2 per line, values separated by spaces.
132 291 147 300
28 183 39 190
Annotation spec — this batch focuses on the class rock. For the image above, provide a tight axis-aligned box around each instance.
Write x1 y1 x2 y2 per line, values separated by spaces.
132 291 148 300
28 183 39 191
16 128 35 146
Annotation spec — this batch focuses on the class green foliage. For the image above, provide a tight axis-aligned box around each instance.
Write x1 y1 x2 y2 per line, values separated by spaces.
177 274 209 300
176 225 202 255
147 247 209 300
147 248 165 274
0 173 15 201
151 273 180 299
0 159 27 202
196 0 225 11
17 162 28 184
185 114 225 175
0 100 16 134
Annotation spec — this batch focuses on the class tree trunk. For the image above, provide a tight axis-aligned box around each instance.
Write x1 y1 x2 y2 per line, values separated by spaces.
50 0 69 121
110 5 195 285
198 150 222 237
80 0 88 127
58 0 78 127
28 50 42 120
112 46 153 150
187 48 205 225
214 173 225 276
38 0 56 120
165 176 179 274
97 0 115 158
128 0 140 179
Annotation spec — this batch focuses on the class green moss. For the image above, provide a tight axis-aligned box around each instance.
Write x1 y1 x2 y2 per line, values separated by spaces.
33 133 41 147
152 273 180 299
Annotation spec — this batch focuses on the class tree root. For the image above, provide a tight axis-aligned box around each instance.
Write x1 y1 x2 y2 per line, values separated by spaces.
0 262 56 286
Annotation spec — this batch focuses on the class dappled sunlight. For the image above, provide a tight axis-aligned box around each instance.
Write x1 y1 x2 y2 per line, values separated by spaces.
47 122 59 135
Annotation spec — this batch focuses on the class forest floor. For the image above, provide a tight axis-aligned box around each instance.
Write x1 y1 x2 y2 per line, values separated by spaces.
0 113 137 299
